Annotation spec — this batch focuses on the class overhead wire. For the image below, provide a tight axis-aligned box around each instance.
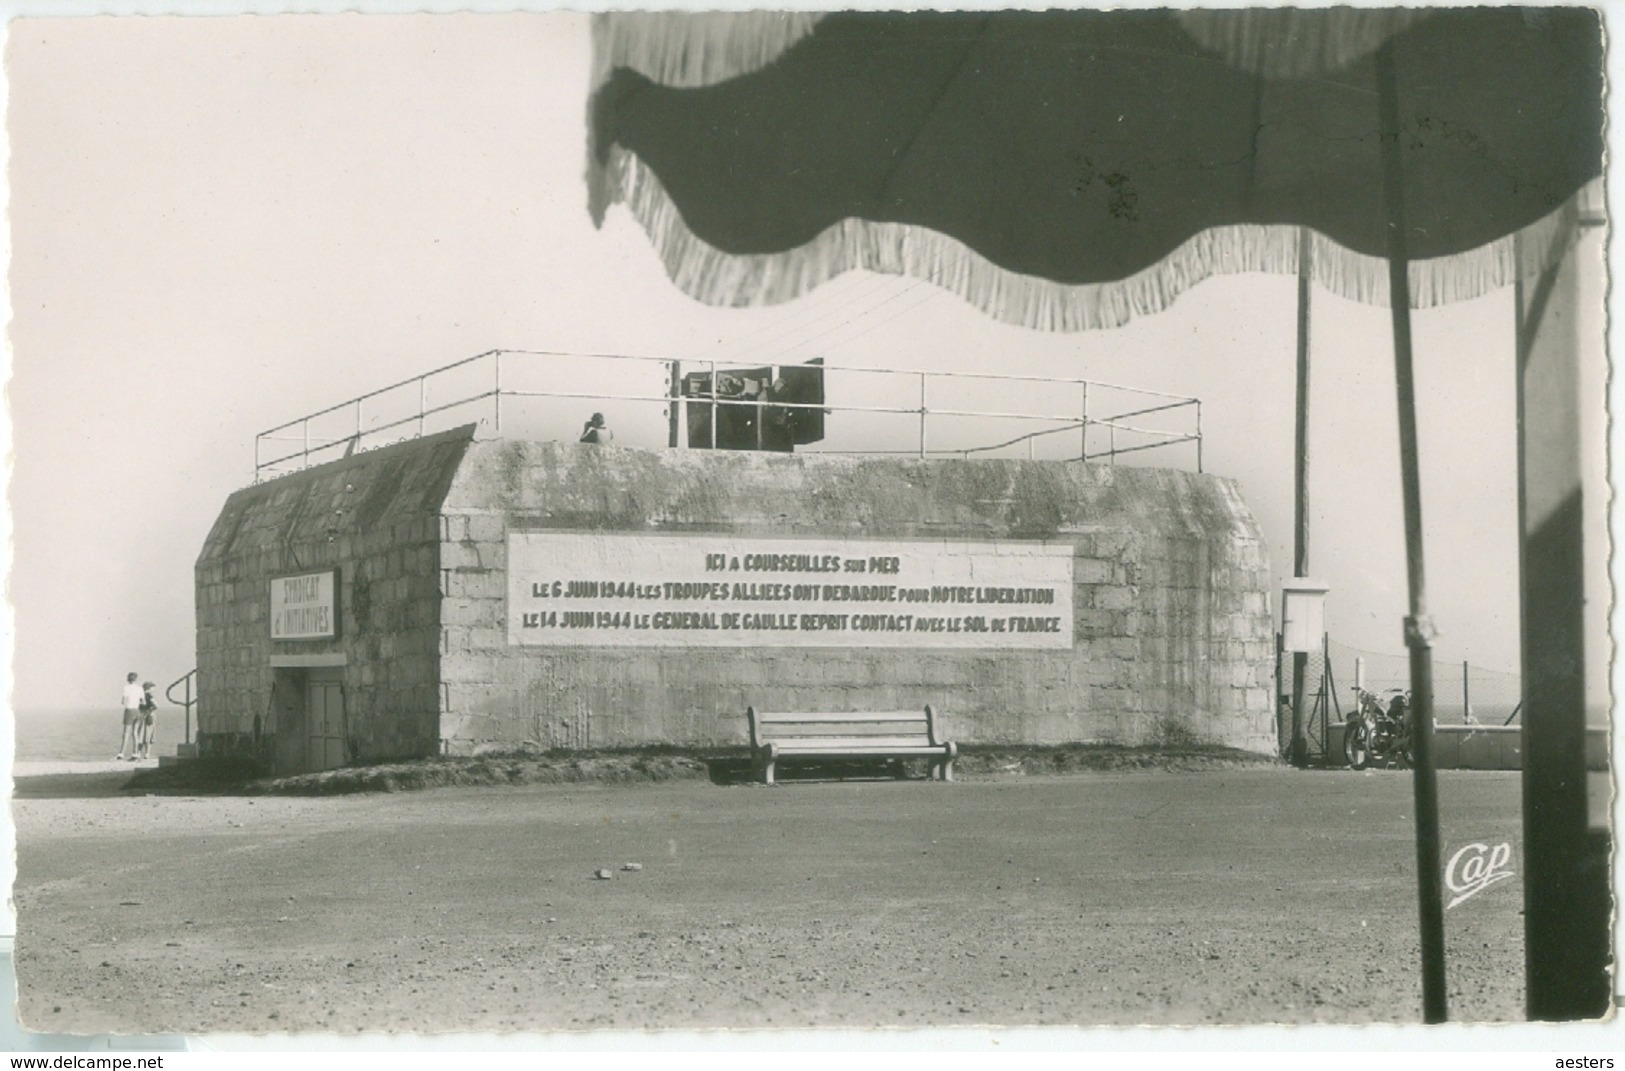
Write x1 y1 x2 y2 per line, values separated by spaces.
680 271 915 366
681 246 995 371
767 246 986 366
773 274 952 363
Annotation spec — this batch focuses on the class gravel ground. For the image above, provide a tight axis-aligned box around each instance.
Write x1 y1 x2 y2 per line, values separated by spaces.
13 766 1534 1036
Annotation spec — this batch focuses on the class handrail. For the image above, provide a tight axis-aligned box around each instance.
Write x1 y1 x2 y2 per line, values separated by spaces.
166 668 198 746
1086 434 1202 462
257 350 499 436
648 347 1202 401
253 348 1203 481
959 420 1087 457
1101 398 1200 423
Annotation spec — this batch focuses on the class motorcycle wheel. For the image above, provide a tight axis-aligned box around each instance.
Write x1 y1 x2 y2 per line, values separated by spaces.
1344 722 1372 770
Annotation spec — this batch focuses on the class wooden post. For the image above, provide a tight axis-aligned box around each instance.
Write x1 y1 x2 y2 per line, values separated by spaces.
1294 224 1314 584
1318 634 1330 756
1289 649 1309 766
1274 630 1285 755
1289 226 1314 767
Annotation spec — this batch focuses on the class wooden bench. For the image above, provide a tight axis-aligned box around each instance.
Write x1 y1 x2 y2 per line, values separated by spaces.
746 706 957 785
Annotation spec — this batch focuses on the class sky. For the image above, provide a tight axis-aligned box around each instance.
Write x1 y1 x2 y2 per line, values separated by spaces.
2 9 1612 715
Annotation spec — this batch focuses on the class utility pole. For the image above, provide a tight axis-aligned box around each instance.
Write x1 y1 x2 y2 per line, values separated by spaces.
1289 226 1313 766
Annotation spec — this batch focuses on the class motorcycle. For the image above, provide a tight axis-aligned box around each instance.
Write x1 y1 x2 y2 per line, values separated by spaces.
1343 687 1415 770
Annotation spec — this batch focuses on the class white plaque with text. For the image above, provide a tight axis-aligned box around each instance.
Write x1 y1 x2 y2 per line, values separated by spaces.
270 570 337 641
507 534 1073 648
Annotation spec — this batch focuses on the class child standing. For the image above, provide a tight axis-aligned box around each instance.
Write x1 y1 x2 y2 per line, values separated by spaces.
137 681 158 760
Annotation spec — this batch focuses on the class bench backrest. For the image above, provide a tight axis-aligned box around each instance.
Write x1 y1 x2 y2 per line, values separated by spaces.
747 706 946 750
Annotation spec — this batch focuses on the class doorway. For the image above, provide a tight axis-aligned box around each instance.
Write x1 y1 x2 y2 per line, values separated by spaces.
305 668 347 772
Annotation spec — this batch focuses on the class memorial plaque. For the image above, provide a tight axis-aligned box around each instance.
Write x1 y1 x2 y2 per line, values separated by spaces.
507 534 1073 648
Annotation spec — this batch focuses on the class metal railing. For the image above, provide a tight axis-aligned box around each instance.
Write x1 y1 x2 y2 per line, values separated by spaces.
254 349 1203 482
166 668 198 746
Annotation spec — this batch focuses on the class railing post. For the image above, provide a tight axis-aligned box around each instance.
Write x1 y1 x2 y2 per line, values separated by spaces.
918 373 928 459
355 398 364 449
668 361 681 449
302 418 310 470
1196 400 1204 473
419 375 427 437
493 351 503 434
1463 660 1471 723
709 360 718 450
1080 382 1090 462
1109 423 1116 465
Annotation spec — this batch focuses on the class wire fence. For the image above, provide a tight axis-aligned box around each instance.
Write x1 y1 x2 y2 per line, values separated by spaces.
1276 639 1336 763
1326 639 1524 727
1277 636 1524 764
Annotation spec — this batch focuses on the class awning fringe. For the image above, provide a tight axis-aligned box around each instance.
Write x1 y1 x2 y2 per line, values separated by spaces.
589 11 825 93
1174 9 1431 78
587 12 824 226
603 146 1587 332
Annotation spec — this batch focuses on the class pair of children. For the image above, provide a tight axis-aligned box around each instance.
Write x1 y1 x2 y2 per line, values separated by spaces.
116 675 158 761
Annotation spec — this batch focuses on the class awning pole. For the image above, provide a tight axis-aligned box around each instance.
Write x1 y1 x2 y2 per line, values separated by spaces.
1376 42 1448 1025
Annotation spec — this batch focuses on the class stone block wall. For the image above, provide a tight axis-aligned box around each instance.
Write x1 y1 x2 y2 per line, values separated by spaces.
194 427 474 770
198 433 1276 768
436 441 1275 753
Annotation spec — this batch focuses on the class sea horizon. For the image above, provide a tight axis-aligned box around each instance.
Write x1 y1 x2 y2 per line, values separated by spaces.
13 705 194 763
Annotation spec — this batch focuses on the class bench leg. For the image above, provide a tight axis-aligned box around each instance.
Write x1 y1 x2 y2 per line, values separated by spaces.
941 756 954 783
762 757 776 786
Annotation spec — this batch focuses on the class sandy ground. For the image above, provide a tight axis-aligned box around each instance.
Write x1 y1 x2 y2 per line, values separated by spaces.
13 766 1537 1036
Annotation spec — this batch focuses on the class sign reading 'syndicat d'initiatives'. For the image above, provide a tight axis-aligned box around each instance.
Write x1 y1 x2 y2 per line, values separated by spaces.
507 534 1072 648
270 570 337 641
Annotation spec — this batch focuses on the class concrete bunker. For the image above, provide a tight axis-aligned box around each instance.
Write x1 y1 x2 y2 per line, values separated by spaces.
195 424 1276 774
